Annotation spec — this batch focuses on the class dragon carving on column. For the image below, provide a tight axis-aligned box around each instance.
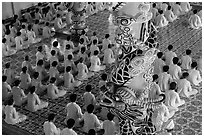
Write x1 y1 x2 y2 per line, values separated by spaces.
100 2 165 135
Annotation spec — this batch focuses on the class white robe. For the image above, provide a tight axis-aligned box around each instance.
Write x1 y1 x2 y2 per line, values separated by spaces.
181 55 192 70
155 14 169 28
89 55 105 72
187 69 202 86
164 10 177 22
158 72 173 91
189 14 202 29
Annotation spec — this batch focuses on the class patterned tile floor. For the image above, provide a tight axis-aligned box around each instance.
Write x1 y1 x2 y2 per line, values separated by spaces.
2 9 202 135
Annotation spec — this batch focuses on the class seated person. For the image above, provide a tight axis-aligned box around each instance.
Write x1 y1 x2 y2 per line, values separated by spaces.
155 10 169 28
180 49 192 70
189 10 202 29
165 82 185 115
64 66 81 89
4 98 27 125
2 38 16 57
47 77 66 99
35 59 49 83
64 54 77 75
102 34 111 52
169 57 182 80
15 32 24 51
103 44 115 65
22 55 35 76
158 65 173 92
149 74 162 99
33 20 41 37
99 73 108 90
65 9 73 27
90 39 100 57
76 57 93 81
3 62 16 85
172 2 183 16
49 61 63 85
20 25 27 41
86 2 95 16
54 14 66 31
89 50 106 72
27 86 48 112
63 36 74 52
19 66 31 90
65 94 83 127
102 112 116 135
180 2 192 14
164 6 177 22
4 29 15 49
164 45 177 65
2 75 12 101
83 85 97 110
90 32 99 47
153 52 166 75
35 8 42 20
43 113 61 135
27 24 41 44
36 46 45 64
151 3 159 22
177 72 198 98
187 62 202 86
81 104 101 133
12 80 27 106
43 22 54 39
61 119 77 135
77 46 89 67
49 50 59 67
31 72 47 96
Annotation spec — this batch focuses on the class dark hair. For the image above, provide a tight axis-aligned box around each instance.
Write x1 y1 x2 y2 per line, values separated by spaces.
108 44 112 49
50 77 56 83
53 41 58 47
48 113 56 122
28 24 32 31
191 61 197 68
2 75 7 82
176 2 180 5
33 72 39 79
14 79 21 86
35 19 39 24
25 55 29 61
105 34 110 39
157 52 163 58
38 46 43 52
2 38 6 43
5 29 11 35
67 54 73 60
8 98 14 106
172 57 179 65
158 10 163 14
93 39 97 45
66 44 71 50
70 93 77 102
37 59 44 66
152 3 156 8
27 8 30 12
193 9 198 14
85 84 92 92
152 74 158 81
88 129 96 135
67 35 71 41
35 8 39 13
167 6 171 10
169 82 177 90
186 49 191 55
81 46 86 54
163 65 169 72
22 24 26 29
66 66 72 72
79 57 84 63
5 62 10 68
168 45 173 50
46 22 49 26
30 86 36 94
17 31 21 36
56 14 60 18
52 61 58 67
81 30 86 35
80 38 84 44
93 32 96 36
182 72 189 78
93 50 99 56
137 49 143 55
68 9 71 12
51 50 56 56
87 104 94 113
22 66 27 73
107 112 114 121
101 73 108 81
66 118 75 129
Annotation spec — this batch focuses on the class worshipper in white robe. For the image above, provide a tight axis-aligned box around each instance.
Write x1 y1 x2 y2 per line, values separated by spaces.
4 62 16 85
102 34 111 52
158 65 173 92
64 66 81 89
96 2 104 13
169 57 182 80
165 82 185 116
27 25 41 44
66 9 73 27
180 2 192 14
153 52 166 75
90 39 100 56
156 2 162 10
33 20 41 37
43 113 61 135
148 74 162 99
164 45 177 66
83 85 97 110
172 2 183 17
5 29 15 47
155 10 169 28
177 72 198 98
152 102 174 132
102 112 117 135
2 75 12 101
27 86 48 112
43 22 54 39
187 62 202 86
90 32 99 44
89 50 106 72
150 3 158 23
161 2 168 12
180 49 192 70
164 6 177 22
15 32 24 51
103 44 116 65
76 57 93 81
86 2 96 16
61 119 77 135
65 94 83 127
47 77 66 99
20 25 27 41
4 99 27 125
19 66 31 90
54 14 66 31
189 10 202 30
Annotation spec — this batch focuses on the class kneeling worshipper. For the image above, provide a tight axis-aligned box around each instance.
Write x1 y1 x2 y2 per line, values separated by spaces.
164 6 177 22
177 72 198 98
4 98 27 125
187 61 202 86
189 10 202 29
148 74 162 99
89 50 106 72
27 86 48 112
180 2 192 14
155 10 169 28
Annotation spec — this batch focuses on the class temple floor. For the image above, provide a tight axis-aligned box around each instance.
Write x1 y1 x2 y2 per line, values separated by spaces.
2 9 202 135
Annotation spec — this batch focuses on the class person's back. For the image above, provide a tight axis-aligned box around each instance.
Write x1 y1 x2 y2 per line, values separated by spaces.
64 72 73 88
2 82 11 100
102 120 116 135
149 82 161 99
43 121 58 135
188 69 201 85
165 90 176 107
169 64 181 80
102 38 111 52
153 57 165 75
4 68 14 85
104 48 114 64
66 102 82 121
164 9 176 22
164 51 177 65
158 72 172 91
27 93 37 111
12 86 26 106
84 92 96 108
43 26 50 38
172 3 182 16
4 105 16 124
83 112 100 133
47 83 57 99
20 72 31 89
177 78 191 97
181 55 192 70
